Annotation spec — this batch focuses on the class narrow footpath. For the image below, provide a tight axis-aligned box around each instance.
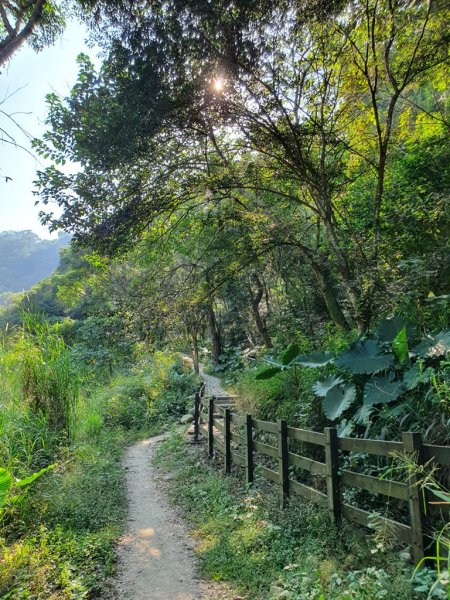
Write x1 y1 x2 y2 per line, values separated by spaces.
114 370 236 600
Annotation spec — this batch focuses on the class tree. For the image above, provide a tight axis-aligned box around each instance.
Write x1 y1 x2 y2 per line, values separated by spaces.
34 0 449 337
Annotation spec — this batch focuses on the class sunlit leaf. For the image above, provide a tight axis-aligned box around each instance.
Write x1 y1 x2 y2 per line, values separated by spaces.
413 331 450 358
0 468 13 508
392 327 409 363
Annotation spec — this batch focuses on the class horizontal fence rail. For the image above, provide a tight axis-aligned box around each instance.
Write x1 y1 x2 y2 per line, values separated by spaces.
192 388 450 564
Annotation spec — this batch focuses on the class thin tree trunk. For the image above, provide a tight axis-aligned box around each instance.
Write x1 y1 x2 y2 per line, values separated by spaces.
249 275 273 348
312 264 350 331
207 302 222 366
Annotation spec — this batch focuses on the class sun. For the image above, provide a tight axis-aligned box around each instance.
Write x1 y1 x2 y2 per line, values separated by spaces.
213 78 225 92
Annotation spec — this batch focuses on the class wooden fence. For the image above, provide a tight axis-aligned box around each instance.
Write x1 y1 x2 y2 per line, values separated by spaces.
191 386 450 564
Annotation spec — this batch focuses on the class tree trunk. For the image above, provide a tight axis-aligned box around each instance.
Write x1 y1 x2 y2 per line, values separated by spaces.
207 302 222 366
249 275 273 348
191 335 200 374
312 264 351 331
0 0 48 67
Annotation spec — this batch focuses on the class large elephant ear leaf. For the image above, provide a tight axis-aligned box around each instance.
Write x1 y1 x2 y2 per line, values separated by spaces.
403 365 435 390
335 340 394 374
293 351 334 368
280 343 301 366
255 366 283 380
363 375 405 406
0 468 13 508
322 384 356 421
413 330 450 358
376 317 415 343
313 376 343 397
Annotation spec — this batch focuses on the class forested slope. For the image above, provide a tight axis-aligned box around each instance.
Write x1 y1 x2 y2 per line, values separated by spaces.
0 231 70 301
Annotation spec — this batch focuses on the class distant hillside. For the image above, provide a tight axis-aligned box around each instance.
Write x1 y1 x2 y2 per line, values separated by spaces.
0 230 71 297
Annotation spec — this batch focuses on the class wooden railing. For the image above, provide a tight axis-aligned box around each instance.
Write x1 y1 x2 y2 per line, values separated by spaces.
193 392 450 564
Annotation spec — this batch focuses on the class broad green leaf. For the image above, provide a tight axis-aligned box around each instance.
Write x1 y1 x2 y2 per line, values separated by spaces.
413 330 450 358
363 376 404 406
322 384 356 421
312 376 343 397
255 366 282 380
280 343 300 366
293 351 334 368
376 317 415 343
15 464 56 488
392 327 409 363
0 468 13 508
335 340 393 374
403 365 435 390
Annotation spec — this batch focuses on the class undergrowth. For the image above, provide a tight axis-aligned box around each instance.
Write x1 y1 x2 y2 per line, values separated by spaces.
0 333 197 599
153 431 418 600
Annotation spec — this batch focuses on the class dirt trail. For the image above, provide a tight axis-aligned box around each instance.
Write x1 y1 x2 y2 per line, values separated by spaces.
114 365 236 600
114 436 235 600
198 365 229 397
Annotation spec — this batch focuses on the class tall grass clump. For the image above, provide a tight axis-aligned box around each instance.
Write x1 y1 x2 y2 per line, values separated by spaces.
17 313 79 441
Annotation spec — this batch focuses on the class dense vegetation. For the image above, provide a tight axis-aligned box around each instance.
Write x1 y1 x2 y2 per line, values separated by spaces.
0 0 449 598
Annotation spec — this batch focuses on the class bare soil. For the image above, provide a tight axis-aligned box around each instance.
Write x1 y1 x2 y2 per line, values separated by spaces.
114 435 238 600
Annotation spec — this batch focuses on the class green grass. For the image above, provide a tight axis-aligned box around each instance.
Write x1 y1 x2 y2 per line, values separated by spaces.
153 432 417 600
0 339 198 599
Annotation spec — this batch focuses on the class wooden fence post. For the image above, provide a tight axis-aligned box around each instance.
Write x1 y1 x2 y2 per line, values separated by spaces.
208 397 215 458
277 419 289 507
193 391 200 443
324 427 341 524
224 408 231 474
245 414 254 485
402 431 426 563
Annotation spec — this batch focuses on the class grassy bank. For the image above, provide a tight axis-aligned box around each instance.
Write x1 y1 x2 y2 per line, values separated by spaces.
0 327 198 599
154 431 419 600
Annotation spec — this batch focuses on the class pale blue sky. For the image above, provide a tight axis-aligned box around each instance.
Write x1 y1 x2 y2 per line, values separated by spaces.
0 20 97 239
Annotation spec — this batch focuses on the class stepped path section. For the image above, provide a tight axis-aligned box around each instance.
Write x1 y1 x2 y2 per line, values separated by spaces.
199 364 229 398
114 435 235 600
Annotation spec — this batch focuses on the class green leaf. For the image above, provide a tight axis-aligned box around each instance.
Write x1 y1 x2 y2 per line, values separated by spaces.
313 376 343 397
322 384 356 420
293 351 334 368
280 343 300 366
255 366 283 380
335 340 394 374
0 468 13 508
363 376 404 406
376 317 414 343
424 485 450 504
413 330 450 358
403 365 435 390
15 464 56 488
392 327 409 363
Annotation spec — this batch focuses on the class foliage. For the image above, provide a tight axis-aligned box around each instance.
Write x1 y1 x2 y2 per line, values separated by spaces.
0 464 55 516
256 318 450 440
154 431 416 599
